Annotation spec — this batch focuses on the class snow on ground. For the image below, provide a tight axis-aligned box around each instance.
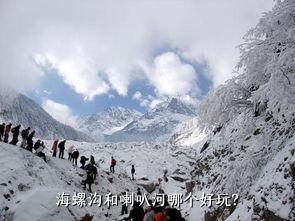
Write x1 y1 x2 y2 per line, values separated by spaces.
0 141 198 221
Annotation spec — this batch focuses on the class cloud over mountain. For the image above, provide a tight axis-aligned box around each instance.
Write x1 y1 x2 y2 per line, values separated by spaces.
0 0 273 101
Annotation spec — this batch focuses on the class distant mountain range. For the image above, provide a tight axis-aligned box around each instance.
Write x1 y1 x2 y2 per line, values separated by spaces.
78 106 142 141
0 93 93 142
0 93 197 143
105 98 196 142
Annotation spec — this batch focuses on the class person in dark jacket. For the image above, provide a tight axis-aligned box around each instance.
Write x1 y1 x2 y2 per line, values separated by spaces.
85 163 98 180
136 188 142 196
121 192 128 215
82 170 94 193
110 156 116 173
90 155 95 165
123 201 144 221
20 127 30 148
164 208 185 221
3 123 12 143
0 123 5 141
58 140 66 159
71 150 79 165
10 124 21 145
26 130 35 152
33 139 41 151
80 156 89 169
131 165 135 180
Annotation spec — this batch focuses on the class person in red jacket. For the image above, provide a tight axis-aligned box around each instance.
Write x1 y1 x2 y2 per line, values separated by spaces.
154 207 166 221
52 139 59 157
3 123 12 143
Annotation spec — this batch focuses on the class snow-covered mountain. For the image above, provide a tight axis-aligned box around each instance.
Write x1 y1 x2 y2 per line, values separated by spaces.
0 93 93 142
106 98 196 142
172 1 295 220
79 106 142 141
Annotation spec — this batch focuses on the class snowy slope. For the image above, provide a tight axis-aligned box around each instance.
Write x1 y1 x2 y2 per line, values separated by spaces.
79 107 142 141
0 141 197 221
0 143 142 221
183 108 295 221
107 98 196 142
0 93 93 142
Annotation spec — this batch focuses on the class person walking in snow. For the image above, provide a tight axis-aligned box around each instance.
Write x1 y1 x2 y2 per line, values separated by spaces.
131 165 135 180
52 139 59 157
90 155 95 165
136 187 142 196
33 139 41 151
82 170 94 193
110 156 116 173
58 140 66 159
0 123 5 141
121 192 128 215
163 169 168 182
67 145 74 161
36 141 47 162
3 123 12 143
26 130 35 152
85 163 98 180
80 155 89 169
20 127 30 148
10 124 21 145
71 149 79 165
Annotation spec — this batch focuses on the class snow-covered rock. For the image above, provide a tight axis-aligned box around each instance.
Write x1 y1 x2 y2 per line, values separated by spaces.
170 117 207 148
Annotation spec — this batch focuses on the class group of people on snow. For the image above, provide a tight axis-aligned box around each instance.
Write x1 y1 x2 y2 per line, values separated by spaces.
50 138 99 193
1 122 185 220
0 122 47 162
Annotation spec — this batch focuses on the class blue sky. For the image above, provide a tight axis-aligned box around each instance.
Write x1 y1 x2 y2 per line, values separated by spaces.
26 53 212 115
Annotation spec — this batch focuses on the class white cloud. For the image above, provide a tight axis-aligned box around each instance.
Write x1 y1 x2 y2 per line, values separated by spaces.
132 91 142 101
131 91 164 110
0 0 274 98
35 53 110 101
149 99 164 109
142 52 199 97
108 94 115 99
140 99 150 108
105 67 129 96
41 99 78 128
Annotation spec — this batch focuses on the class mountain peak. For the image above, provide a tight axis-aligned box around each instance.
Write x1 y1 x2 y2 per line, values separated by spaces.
79 106 142 140
152 97 196 116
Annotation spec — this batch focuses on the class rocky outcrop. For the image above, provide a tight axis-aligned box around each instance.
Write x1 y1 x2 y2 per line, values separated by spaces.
137 181 156 193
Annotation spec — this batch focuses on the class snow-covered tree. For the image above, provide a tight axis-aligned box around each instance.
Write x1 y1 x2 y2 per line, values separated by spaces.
198 76 251 129
199 0 295 129
238 0 295 120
